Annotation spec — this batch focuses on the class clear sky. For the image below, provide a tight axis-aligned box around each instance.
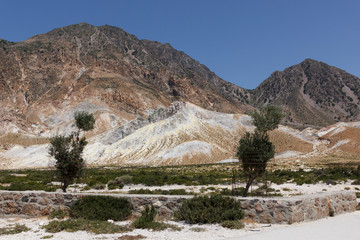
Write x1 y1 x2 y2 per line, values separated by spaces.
0 0 359 89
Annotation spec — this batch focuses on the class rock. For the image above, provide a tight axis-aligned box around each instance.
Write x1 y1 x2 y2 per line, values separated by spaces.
21 196 29 202
21 204 39 216
38 197 50 205
153 201 163 208
255 203 264 212
4 202 19 214
41 206 55 216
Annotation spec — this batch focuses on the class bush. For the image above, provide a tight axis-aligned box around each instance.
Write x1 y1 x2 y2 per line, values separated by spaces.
133 205 157 229
0 224 30 235
43 218 128 234
91 183 106 190
175 195 244 224
220 220 245 229
49 209 68 219
132 205 176 231
107 177 125 190
70 196 132 221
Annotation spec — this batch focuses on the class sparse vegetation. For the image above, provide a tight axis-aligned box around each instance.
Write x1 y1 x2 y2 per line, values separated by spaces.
132 205 181 231
43 218 129 234
0 224 30 235
49 209 68 220
128 188 193 195
220 220 245 229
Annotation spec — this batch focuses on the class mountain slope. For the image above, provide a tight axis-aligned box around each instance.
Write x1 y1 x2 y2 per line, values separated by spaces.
0 23 251 136
251 59 360 128
0 102 315 169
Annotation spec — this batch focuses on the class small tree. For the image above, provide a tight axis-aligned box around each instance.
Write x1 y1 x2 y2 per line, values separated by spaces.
49 112 95 192
237 105 284 197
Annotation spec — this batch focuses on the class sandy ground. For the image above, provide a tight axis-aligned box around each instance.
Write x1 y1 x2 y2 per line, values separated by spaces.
228 211 360 240
76 181 359 197
0 217 276 240
1 212 360 240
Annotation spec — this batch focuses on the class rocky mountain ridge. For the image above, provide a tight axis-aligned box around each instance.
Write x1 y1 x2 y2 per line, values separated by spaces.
0 23 251 137
251 59 360 127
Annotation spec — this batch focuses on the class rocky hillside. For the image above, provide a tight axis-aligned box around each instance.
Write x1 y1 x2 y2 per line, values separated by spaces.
0 23 251 136
0 102 316 169
251 59 360 128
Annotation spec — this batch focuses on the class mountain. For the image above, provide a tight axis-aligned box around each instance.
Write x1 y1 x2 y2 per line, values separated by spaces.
0 23 251 136
0 102 316 169
1 23 360 169
251 59 360 128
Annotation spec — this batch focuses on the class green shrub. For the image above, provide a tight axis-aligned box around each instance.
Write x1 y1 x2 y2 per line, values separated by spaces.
49 209 68 219
91 183 106 190
70 196 132 221
220 220 245 229
128 188 190 195
175 195 244 224
0 224 30 235
132 205 158 229
107 177 124 190
116 175 133 185
43 218 128 234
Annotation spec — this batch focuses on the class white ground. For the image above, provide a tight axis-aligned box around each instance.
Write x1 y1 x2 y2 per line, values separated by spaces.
1 211 360 240
74 181 360 198
228 211 360 240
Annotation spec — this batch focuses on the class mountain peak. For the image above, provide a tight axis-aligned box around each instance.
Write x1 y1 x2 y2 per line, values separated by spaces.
252 60 360 128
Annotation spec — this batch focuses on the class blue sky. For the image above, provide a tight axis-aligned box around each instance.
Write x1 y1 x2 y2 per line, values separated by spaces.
0 0 359 89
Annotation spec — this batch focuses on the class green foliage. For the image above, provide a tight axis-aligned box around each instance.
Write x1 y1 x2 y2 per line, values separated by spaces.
91 183 106 190
49 112 95 192
250 105 284 134
43 218 128 234
70 196 132 221
8 181 56 192
220 220 245 229
175 195 244 224
107 177 125 190
0 224 30 235
237 131 275 196
49 209 68 220
237 132 275 176
74 112 95 131
238 104 284 196
128 188 192 195
131 205 179 231
49 135 86 192
132 205 157 229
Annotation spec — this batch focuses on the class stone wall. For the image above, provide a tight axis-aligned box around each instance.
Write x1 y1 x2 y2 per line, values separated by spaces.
0 191 356 224
237 191 357 224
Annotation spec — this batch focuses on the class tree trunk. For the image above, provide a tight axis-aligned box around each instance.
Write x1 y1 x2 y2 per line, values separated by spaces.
62 183 68 192
242 176 255 197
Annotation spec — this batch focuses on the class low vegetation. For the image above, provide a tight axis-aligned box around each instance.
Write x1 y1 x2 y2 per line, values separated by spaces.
70 195 132 221
175 194 244 224
0 224 30 235
128 188 193 195
2 164 360 193
43 218 129 234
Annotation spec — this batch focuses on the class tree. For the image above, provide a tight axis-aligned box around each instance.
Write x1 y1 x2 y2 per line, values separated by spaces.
49 111 95 192
237 105 284 197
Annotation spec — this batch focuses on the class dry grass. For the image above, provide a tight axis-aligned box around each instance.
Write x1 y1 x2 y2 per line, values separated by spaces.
0 133 49 147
